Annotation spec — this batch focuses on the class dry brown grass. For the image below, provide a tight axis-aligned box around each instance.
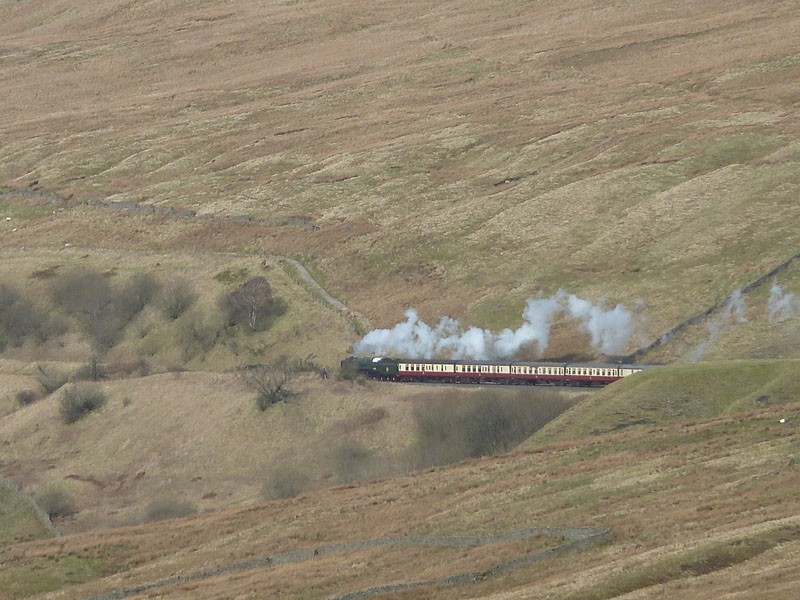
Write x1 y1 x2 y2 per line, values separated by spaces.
1 0 799 353
1 400 798 599
0 368 426 533
3 1 800 597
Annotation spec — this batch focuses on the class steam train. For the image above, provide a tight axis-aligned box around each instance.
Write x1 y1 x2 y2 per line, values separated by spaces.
341 356 651 387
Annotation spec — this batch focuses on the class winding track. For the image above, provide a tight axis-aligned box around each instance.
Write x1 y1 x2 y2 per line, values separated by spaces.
80 525 611 600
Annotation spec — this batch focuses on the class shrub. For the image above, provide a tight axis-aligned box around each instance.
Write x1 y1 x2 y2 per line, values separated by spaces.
34 365 68 394
16 389 41 406
59 383 107 424
261 462 312 500
242 358 296 410
175 309 221 364
143 497 196 522
0 284 65 349
331 441 375 484
50 269 112 317
157 278 197 320
72 356 107 382
37 484 77 518
409 388 574 469
116 273 161 319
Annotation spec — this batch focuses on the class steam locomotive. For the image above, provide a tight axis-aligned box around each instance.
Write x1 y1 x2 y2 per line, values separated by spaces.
341 356 651 386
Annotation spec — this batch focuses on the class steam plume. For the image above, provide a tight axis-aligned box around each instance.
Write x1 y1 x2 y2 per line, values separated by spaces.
353 291 637 360
691 289 748 360
767 282 799 323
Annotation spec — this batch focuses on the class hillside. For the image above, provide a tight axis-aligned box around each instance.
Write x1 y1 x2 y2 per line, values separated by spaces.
2 0 799 358
1 383 799 599
2 0 800 598
531 359 800 443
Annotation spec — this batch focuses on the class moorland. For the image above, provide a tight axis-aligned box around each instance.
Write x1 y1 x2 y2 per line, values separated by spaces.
1 0 800 598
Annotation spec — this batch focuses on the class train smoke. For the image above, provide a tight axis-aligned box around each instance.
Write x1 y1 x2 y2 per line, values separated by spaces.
353 291 637 360
692 289 748 360
767 282 799 323
565 294 635 355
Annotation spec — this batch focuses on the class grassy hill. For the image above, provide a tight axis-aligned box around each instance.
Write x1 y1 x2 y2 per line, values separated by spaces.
532 359 800 443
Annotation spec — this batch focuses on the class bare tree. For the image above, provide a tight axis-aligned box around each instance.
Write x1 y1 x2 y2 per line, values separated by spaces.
49 270 160 379
241 358 296 410
223 276 275 331
1 283 63 349
158 277 197 320
175 309 220 363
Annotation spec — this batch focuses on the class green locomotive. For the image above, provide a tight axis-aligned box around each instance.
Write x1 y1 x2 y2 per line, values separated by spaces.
340 356 399 380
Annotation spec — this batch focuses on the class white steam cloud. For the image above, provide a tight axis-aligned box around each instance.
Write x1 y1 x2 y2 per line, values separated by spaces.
767 282 799 323
692 289 748 360
354 291 637 360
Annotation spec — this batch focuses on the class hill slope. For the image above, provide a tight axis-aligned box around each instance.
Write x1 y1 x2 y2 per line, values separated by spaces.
1 0 799 355
2 2 800 598
2 394 799 599
532 359 800 443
